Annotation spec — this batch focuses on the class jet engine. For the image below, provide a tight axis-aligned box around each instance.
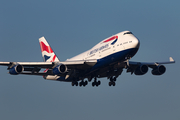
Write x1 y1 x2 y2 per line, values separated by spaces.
9 64 24 75
53 64 67 75
151 65 166 75
134 65 148 75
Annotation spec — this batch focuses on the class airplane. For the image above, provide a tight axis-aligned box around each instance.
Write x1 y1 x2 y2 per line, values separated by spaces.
0 31 175 87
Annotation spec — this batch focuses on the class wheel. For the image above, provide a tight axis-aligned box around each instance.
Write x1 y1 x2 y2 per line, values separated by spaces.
110 77 113 82
109 82 111 86
83 81 87 87
79 82 82 87
92 82 95 87
85 81 88 85
71 82 74 86
96 82 99 87
113 82 116 86
98 81 101 85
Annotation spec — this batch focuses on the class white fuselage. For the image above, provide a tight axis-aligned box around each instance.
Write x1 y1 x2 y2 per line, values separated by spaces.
67 31 140 61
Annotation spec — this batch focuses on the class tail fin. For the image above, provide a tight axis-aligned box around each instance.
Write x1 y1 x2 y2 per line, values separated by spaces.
39 37 60 62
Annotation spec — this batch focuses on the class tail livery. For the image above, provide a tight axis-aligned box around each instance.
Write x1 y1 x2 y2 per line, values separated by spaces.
39 37 60 62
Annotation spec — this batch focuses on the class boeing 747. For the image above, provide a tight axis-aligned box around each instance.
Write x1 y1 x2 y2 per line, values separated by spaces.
0 31 175 87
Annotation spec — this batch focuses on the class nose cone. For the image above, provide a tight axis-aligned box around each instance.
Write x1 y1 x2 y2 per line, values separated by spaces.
126 36 140 58
133 37 140 49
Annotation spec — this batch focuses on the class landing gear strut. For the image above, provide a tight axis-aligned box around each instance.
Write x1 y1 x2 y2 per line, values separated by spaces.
92 77 101 87
109 77 116 86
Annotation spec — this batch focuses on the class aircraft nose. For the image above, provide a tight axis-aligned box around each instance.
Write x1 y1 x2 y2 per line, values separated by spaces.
133 37 140 48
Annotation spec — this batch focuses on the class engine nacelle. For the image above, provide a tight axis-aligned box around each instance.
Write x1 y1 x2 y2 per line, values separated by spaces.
152 65 166 75
53 64 67 75
134 65 148 75
9 64 24 75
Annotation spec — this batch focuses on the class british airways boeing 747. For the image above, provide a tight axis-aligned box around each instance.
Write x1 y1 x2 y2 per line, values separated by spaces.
0 31 175 86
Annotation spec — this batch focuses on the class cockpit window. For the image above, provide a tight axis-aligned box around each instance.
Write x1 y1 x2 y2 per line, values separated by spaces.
123 32 133 35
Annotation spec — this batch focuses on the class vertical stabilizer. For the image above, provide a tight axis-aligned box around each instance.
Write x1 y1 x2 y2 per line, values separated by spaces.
39 37 60 62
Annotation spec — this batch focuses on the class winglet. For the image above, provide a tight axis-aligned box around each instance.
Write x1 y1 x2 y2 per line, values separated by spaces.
169 57 175 63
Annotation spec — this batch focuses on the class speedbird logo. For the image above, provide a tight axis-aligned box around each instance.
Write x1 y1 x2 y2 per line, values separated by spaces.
103 36 118 45
89 36 118 55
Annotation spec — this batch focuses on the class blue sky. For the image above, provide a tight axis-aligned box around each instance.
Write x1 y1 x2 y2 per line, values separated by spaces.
0 0 179 120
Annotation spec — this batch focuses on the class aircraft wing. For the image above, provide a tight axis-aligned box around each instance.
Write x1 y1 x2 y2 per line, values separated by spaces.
128 57 175 67
126 57 175 75
0 59 97 75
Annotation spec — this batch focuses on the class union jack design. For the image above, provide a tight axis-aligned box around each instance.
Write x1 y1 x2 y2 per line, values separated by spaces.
39 37 60 62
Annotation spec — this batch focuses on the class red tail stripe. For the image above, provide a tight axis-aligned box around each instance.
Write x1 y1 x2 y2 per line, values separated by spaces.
40 41 54 53
51 55 57 62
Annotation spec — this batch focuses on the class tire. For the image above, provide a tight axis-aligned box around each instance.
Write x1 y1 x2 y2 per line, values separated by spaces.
98 81 101 85
92 82 95 87
113 82 116 86
85 81 88 85
75 82 78 86
79 82 82 87
109 82 111 86
96 82 99 87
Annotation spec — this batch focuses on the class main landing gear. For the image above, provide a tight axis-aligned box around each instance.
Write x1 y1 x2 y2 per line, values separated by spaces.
108 77 116 86
71 80 88 87
92 77 101 87
79 80 88 87
71 77 117 87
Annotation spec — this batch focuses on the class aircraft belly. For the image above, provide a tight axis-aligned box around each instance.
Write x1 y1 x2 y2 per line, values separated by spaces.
91 48 138 71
